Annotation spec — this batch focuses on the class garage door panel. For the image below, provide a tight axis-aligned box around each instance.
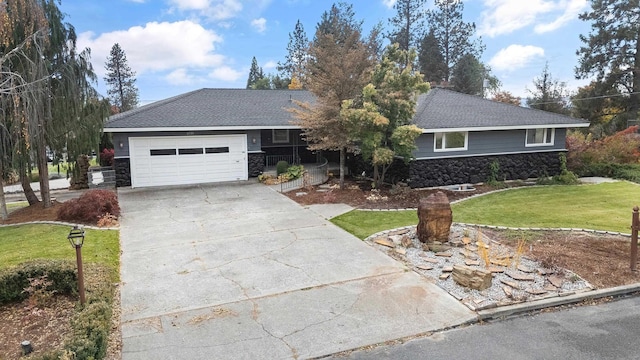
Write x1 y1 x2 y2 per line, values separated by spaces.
129 135 248 188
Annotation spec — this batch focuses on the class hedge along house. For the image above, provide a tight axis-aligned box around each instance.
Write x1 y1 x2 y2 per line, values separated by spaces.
105 89 317 188
402 88 589 188
104 87 589 188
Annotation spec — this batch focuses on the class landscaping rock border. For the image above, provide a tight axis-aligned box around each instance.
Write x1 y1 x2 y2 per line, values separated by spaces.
366 225 595 311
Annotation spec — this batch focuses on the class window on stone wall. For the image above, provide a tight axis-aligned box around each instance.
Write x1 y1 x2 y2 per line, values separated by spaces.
272 129 290 144
434 132 468 151
525 128 554 146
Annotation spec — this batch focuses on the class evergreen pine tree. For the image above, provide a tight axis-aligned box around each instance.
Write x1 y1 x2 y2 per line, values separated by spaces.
426 0 484 82
277 19 308 86
104 43 139 113
418 29 446 84
246 56 264 89
386 0 426 52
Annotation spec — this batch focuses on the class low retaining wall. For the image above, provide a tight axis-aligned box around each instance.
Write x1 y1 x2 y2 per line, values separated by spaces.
409 152 563 188
348 152 564 188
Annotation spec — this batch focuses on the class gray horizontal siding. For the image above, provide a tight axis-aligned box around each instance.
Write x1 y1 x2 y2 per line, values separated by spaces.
113 130 261 158
414 128 567 159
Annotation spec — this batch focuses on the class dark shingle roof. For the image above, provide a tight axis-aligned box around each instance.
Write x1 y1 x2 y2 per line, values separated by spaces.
413 88 587 130
105 87 587 131
105 89 315 129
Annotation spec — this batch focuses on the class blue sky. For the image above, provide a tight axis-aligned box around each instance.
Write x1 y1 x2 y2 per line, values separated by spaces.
58 0 593 105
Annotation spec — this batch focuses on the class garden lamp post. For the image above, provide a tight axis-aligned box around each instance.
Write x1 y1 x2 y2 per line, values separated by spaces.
68 226 86 305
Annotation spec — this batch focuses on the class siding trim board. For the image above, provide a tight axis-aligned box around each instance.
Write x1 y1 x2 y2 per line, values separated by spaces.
415 148 566 160
420 123 588 133
108 125 300 132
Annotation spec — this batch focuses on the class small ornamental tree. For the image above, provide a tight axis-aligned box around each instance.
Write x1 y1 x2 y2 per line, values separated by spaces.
341 44 429 188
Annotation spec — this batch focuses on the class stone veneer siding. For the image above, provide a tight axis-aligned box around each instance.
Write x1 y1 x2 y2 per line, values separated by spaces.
348 152 564 188
409 152 563 188
248 152 265 177
114 158 131 187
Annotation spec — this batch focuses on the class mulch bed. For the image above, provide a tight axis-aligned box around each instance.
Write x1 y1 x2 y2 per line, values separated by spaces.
0 295 75 359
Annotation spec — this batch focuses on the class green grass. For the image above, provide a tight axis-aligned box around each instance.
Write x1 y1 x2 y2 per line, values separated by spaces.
452 182 638 233
331 182 640 239
6 201 28 213
0 224 120 280
332 211 417 239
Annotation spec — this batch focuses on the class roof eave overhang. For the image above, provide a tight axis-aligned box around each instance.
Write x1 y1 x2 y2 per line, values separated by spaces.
104 125 302 133
421 123 590 133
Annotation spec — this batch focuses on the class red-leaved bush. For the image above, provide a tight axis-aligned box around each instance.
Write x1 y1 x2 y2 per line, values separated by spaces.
566 126 640 171
100 148 115 167
57 190 120 224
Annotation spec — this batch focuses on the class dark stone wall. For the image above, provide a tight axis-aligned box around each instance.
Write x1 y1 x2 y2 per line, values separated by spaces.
114 158 131 187
409 152 563 188
248 153 265 177
346 155 411 184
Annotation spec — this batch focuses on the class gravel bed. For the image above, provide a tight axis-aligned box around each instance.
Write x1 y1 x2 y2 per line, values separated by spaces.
367 225 593 310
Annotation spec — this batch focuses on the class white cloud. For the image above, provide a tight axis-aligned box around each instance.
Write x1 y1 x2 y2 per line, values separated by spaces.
78 21 225 77
489 45 545 71
169 0 243 21
535 0 587 33
263 60 277 69
209 66 244 82
382 0 396 8
479 0 587 37
251 17 267 33
168 0 212 11
165 68 199 85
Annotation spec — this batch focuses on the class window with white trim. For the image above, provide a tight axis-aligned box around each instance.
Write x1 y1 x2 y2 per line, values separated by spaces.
434 132 468 151
525 128 554 146
272 129 289 144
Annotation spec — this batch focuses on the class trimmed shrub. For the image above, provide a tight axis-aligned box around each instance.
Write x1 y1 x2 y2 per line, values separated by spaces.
66 301 112 359
57 189 120 224
99 148 115 167
284 164 304 180
0 260 77 305
276 160 289 176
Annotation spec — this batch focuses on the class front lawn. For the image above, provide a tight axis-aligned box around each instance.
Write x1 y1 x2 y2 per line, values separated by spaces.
0 224 120 279
332 182 639 238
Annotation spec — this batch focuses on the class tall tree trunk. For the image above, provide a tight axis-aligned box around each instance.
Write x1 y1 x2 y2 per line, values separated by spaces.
632 32 640 119
339 147 345 189
20 164 40 205
0 159 7 220
373 164 380 189
36 141 51 208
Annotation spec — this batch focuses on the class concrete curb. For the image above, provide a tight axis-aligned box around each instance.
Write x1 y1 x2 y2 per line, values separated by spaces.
0 220 118 231
478 283 640 320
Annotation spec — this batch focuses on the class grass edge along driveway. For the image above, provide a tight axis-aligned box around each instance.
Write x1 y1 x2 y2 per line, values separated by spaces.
331 182 639 239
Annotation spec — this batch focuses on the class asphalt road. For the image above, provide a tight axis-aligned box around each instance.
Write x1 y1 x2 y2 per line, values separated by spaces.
333 295 640 360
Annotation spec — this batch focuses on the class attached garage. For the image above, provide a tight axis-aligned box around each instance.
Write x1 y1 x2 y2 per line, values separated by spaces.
129 135 248 188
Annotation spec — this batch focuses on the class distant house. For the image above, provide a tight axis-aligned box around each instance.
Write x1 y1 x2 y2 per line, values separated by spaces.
104 88 588 188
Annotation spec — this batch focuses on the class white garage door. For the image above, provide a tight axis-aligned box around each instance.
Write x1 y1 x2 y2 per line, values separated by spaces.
129 135 248 188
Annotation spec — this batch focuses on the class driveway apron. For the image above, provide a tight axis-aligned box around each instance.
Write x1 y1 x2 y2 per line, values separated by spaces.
118 182 475 359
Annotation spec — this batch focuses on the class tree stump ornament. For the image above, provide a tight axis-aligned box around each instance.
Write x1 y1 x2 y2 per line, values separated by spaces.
417 191 452 243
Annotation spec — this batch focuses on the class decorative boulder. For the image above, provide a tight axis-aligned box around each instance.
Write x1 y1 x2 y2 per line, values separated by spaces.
452 265 492 290
417 191 452 243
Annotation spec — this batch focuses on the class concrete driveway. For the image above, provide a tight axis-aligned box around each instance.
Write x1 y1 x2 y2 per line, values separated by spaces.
118 182 475 359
